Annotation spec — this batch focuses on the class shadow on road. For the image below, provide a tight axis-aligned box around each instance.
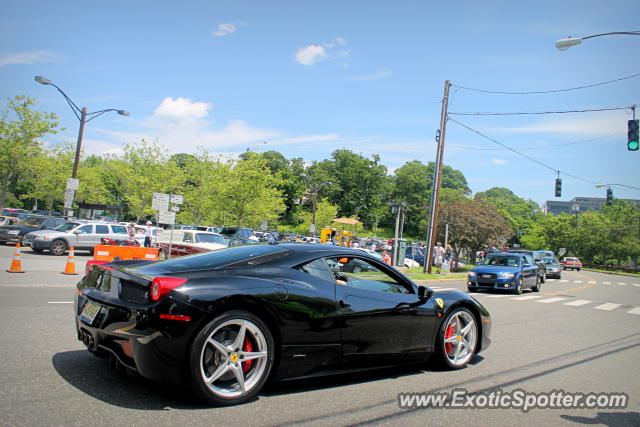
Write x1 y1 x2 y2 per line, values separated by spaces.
52 349 479 408
561 411 639 426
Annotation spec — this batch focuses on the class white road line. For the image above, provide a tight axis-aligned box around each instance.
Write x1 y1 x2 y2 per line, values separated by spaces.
564 299 593 307
617 282 627 286
627 307 640 315
603 282 611 285
537 297 568 304
512 295 543 301
560 280 569 283
593 303 622 311
434 288 456 292
546 279 556 282
484 294 514 298
573 280 582 283
47 301 73 304
588 281 596 284
633 284 640 287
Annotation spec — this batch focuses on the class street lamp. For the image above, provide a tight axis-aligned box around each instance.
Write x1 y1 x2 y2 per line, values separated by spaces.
308 181 331 234
555 31 640 50
35 76 129 216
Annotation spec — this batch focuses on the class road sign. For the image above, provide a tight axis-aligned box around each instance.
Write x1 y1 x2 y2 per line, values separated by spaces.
558 248 566 257
66 178 79 190
309 223 316 234
64 189 75 203
158 210 176 225
170 194 183 205
152 192 170 211
260 220 268 231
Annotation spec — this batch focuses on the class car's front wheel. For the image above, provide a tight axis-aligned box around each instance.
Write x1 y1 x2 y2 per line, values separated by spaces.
513 277 524 295
49 239 67 256
189 311 274 406
434 307 478 369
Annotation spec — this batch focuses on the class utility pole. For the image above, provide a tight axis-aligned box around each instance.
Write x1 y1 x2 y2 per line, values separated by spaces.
424 80 451 273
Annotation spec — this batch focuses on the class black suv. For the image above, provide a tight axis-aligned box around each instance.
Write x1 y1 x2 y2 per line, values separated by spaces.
0 215 67 245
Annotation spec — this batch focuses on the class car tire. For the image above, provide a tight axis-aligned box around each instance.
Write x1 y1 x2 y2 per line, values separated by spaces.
577 268 581 271
532 276 541 292
188 310 274 406
50 239 68 256
433 307 478 370
513 277 523 295
540 272 546 283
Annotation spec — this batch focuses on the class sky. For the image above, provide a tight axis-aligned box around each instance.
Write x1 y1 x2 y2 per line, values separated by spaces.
2 0 639 206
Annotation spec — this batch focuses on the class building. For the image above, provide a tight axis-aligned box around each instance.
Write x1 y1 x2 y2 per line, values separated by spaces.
541 197 640 215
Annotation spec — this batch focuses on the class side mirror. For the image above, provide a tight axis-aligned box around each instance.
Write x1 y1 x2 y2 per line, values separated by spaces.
418 286 433 301
522 263 530 267
73 230 82 234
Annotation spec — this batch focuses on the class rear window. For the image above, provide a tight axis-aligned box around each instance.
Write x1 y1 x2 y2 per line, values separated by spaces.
135 244 293 273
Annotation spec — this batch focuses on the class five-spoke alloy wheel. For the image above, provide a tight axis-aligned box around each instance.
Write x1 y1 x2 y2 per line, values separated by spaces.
436 307 478 369
189 311 274 405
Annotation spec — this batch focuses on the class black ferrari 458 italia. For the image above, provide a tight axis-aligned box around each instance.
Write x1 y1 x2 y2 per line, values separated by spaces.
75 243 491 405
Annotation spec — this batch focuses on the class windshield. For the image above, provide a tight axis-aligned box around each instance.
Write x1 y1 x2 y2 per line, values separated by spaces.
542 257 558 264
483 255 521 267
54 222 79 231
218 227 239 236
195 233 226 244
18 217 45 226
566 257 579 261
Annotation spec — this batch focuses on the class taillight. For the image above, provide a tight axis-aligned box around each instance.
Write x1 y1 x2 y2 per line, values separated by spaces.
150 277 188 301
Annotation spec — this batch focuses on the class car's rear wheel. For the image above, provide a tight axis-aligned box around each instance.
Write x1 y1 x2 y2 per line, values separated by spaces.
50 239 67 256
189 311 274 406
532 275 541 292
434 307 478 369
513 277 523 295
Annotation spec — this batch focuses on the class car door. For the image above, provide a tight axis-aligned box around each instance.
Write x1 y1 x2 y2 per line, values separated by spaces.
73 224 94 248
94 224 111 247
522 255 536 286
328 255 436 362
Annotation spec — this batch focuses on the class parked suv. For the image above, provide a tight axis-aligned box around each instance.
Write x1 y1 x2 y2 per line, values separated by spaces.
23 222 129 255
0 215 67 245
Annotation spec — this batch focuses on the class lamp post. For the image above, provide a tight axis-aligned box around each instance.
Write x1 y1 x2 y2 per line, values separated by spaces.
555 31 640 50
308 181 331 235
34 76 129 215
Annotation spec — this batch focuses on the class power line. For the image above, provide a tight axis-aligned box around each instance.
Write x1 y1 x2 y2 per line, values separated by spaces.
449 106 633 116
449 134 616 151
448 117 601 185
452 72 640 95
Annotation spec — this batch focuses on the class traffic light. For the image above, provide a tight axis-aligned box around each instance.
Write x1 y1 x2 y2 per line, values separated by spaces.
606 188 614 205
554 178 562 197
629 120 639 151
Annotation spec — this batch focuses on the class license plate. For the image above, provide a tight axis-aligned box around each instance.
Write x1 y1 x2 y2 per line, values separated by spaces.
80 300 102 325
482 274 492 278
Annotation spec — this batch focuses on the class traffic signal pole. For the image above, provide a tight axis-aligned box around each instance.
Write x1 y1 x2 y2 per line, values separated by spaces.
424 80 451 273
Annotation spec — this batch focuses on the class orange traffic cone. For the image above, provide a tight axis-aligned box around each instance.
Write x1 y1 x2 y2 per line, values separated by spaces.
6 243 25 273
62 247 78 275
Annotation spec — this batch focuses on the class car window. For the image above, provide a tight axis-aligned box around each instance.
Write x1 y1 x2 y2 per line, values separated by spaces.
523 255 534 265
111 225 127 234
484 255 520 267
298 258 335 283
54 222 79 231
76 224 93 234
19 217 46 226
195 233 226 244
325 256 412 294
95 225 109 234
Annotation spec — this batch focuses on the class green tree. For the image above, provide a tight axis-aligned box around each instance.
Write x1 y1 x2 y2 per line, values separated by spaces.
0 95 59 210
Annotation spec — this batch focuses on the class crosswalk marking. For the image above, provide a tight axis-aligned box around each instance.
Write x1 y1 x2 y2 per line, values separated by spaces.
546 279 556 282
512 295 543 301
573 280 582 283
564 299 593 307
617 282 627 286
593 303 621 311
560 280 568 283
434 288 456 292
537 297 568 304
603 282 611 285
484 294 514 298
633 284 640 287
588 281 596 284
628 307 640 315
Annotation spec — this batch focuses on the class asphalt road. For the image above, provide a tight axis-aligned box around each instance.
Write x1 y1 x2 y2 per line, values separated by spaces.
1 244 638 426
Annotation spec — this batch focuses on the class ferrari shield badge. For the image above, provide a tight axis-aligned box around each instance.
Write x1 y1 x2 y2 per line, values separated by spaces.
435 298 444 309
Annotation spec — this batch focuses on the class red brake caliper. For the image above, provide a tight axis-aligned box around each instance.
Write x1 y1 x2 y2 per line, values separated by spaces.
242 336 253 373
444 325 454 354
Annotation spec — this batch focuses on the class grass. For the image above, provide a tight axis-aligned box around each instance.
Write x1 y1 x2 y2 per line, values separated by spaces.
583 267 640 277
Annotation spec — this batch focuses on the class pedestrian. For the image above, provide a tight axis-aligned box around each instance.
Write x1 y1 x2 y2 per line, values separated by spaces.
433 242 445 274
382 250 391 264
143 221 154 247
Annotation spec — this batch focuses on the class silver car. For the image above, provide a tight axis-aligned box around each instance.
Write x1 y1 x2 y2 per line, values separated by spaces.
23 222 129 255
542 257 562 279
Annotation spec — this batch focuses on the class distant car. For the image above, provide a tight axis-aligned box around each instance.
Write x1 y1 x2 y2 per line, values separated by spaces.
1 208 30 216
0 215 67 246
405 246 426 266
355 247 383 259
156 230 228 259
467 253 541 294
0 215 19 226
217 227 256 240
32 210 63 217
561 257 582 271
23 221 129 255
542 257 562 279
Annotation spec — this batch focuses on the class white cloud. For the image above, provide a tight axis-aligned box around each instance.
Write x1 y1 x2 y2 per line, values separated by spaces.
153 97 212 124
491 157 507 165
492 110 627 136
0 50 63 67
295 45 328 66
295 37 349 66
212 21 245 36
